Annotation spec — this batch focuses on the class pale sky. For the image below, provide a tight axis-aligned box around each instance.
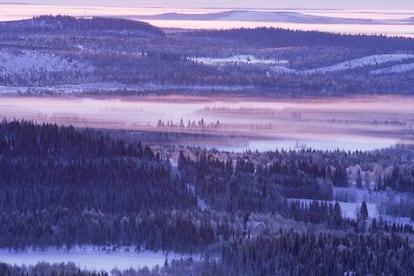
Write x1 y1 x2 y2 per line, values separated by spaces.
7 0 414 9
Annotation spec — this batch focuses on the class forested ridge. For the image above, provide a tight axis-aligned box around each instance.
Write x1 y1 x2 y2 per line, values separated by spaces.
1 120 414 275
1 16 414 96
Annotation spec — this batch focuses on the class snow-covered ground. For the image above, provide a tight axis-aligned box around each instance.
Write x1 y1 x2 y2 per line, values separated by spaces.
213 137 395 153
193 53 414 76
269 65 297 74
303 54 414 74
371 62 414 74
0 246 196 272
191 55 288 66
186 183 211 211
0 50 94 75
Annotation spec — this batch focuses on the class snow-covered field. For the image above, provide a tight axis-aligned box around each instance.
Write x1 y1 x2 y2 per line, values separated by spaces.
303 54 414 74
194 53 414 75
371 62 414 74
191 55 288 66
0 246 196 272
269 65 297 74
0 50 94 75
214 137 395 152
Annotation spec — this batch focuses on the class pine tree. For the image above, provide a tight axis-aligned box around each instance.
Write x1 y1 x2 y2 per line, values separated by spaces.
356 169 362 188
360 201 368 221
333 201 342 226
410 207 414 222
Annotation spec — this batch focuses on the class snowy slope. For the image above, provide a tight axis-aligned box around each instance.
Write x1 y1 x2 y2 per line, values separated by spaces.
303 54 414 74
191 55 288 66
0 49 94 75
269 65 297 74
194 53 414 75
371 62 414 74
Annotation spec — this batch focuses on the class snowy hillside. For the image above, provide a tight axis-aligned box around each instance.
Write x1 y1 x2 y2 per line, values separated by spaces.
194 53 414 75
0 49 94 75
371 62 414 74
191 55 288 66
303 54 414 74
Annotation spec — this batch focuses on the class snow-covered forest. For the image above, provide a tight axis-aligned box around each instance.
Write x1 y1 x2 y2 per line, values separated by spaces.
0 120 414 274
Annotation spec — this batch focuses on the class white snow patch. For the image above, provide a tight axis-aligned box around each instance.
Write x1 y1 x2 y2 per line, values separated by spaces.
193 53 414 76
191 55 288 66
186 183 211 211
214 137 395 153
0 246 196 272
303 54 414 74
0 49 94 75
339 201 378 220
371 62 414 74
197 197 210 211
269 65 297 74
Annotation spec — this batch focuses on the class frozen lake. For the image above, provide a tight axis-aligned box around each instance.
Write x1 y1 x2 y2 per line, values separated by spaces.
0 95 412 152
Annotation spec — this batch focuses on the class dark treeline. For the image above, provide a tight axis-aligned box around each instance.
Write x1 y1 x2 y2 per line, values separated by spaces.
0 16 165 36
289 200 342 226
186 27 414 51
218 231 414 275
0 208 224 252
0 120 195 213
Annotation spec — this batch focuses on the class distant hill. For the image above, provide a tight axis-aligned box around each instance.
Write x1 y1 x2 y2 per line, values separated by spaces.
135 10 377 25
0 15 165 36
